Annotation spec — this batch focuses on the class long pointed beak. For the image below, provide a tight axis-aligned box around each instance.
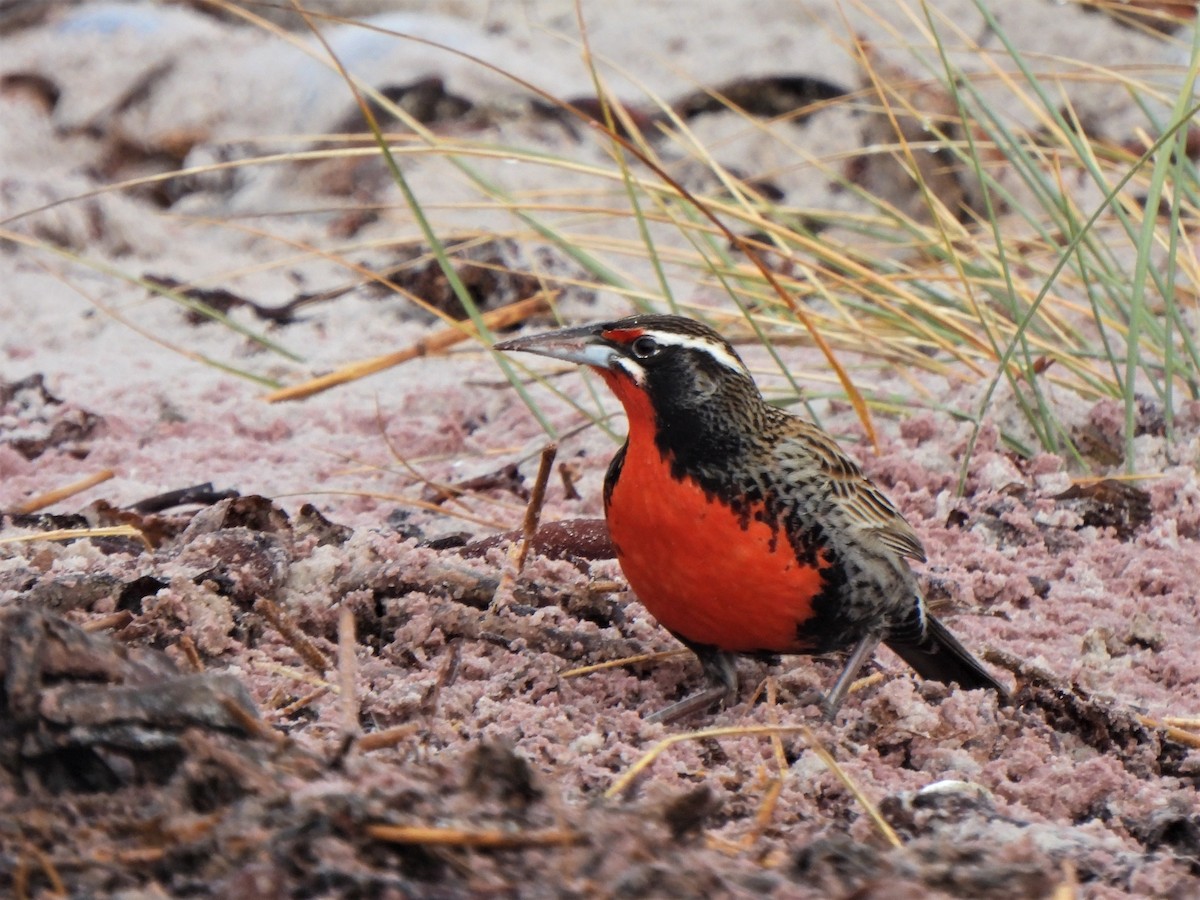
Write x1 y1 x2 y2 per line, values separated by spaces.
493 323 617 370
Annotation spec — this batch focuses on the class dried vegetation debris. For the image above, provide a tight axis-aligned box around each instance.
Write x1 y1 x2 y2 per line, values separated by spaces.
1 457 1199 895
0 606 262 794
365 237 563 324
943 477 1154 545
0 373 102 462
142 236 578 332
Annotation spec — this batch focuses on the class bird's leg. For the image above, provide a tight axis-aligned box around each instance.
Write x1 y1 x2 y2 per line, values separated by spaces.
822 631 882 719
644 643 739 725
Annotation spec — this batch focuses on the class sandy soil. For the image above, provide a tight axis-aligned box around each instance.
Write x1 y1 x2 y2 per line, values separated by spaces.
2 1 1200 896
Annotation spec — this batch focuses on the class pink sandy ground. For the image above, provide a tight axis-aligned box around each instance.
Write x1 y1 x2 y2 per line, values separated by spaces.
2 1 1199 896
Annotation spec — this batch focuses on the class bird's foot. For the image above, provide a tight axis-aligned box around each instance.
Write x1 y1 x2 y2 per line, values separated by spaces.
643 684 733 725
821 632 882 720
644 644 739 725
786 686 828 712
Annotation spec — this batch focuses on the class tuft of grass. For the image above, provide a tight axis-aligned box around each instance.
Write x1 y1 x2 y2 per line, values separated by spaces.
7 0 1197 487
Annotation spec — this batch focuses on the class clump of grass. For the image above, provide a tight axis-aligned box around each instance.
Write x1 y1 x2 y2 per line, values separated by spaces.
7 0 1197 487
297 0 1199 482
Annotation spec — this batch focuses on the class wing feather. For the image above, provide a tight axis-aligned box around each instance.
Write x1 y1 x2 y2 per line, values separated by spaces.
772 418 927 563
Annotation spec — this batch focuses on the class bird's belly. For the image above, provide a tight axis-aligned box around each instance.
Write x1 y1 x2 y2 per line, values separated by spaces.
606 452 828 654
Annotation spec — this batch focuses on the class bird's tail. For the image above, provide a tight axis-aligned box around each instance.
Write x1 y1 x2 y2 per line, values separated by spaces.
885 613 1009 700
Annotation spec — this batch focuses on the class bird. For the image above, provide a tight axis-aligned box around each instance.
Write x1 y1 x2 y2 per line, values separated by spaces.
494 314 1007 722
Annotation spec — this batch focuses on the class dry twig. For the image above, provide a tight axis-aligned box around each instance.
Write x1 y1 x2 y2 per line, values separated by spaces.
338 606 359 740
365 824 584 849
80 611 134 634
255 598 331 674
356 723 422 753
513 443 557 574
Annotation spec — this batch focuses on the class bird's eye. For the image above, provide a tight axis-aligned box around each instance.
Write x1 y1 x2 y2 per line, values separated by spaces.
631 335 661 359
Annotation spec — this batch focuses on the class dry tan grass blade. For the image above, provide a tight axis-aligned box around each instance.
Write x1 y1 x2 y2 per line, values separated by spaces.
605 722 902 848
13 469 115 514
265 294 552 402
0 525 152 553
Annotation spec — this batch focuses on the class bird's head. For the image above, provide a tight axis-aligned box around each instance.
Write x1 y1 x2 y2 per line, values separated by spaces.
495 315 765 462
494 314 756 408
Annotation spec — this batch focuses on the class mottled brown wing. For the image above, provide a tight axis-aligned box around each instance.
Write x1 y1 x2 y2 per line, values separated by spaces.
777 418 927 563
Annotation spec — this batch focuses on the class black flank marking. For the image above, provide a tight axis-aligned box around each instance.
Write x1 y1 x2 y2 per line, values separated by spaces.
796 552 856 653
603 441 628 509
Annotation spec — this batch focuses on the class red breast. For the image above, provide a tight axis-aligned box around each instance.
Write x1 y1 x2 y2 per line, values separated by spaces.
598 367 828 653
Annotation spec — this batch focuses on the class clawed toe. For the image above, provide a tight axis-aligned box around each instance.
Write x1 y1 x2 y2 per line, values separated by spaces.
644 684 734 725
644 644 742 725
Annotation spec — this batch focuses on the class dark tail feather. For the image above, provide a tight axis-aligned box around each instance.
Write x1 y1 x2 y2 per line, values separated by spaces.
885 614 1009 700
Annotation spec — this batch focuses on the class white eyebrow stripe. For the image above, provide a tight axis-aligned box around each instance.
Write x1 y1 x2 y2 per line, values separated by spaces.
640 330 747 374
